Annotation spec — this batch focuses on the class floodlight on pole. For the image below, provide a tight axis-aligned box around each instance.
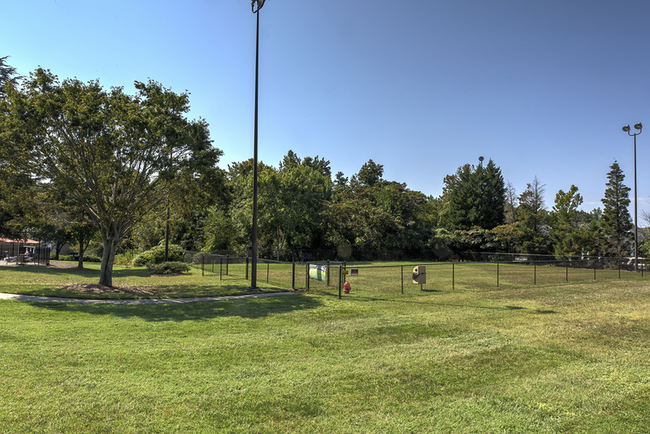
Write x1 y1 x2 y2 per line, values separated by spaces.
252 0 266 13
249 0 268 290
623 122 642 272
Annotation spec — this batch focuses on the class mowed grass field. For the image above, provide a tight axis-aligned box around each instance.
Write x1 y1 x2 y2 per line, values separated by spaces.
1 261 650 432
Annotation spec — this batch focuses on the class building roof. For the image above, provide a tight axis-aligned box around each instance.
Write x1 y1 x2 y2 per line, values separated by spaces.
0 238 40 244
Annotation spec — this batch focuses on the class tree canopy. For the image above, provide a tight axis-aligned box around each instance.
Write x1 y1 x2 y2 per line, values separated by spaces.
1 68 221 285
444 159 505 231
3 63 643 267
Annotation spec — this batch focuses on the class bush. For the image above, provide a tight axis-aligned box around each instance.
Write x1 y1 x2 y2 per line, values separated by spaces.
113 250 135 267
58 254 101 262
83 255 102 263
147 261 191 275
132 244 184 267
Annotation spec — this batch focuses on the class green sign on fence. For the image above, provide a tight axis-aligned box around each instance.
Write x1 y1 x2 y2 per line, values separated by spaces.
309 264 327 282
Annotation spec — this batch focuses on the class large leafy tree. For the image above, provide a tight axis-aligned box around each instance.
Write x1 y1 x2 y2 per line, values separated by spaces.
601 161 633 257
3 68 221 286
325 180 432 259
0 56 32 237
223 158 274 253
260 152 332 259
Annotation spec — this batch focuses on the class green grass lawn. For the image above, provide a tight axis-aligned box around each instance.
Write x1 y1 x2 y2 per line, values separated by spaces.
0 261 292 299
1 262 650 432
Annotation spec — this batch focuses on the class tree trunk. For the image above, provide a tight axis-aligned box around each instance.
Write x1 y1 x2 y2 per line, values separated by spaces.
55 241 65 260
77 233 85 269
99 227 120 287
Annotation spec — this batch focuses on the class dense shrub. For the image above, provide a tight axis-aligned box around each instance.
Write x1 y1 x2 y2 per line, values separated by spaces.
58 254 101 262
147 261 191 275
83 255 102 262
133 244 184 267
113 250 135 267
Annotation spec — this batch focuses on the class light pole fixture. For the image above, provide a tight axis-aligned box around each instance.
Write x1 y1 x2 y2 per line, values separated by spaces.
623 122 642 271
250 0 267 290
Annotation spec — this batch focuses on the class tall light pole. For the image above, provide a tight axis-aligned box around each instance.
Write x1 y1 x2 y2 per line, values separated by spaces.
250 0 267 290
622 122 642 272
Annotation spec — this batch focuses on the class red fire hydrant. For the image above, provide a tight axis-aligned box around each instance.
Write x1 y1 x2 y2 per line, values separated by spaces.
343 281 351 294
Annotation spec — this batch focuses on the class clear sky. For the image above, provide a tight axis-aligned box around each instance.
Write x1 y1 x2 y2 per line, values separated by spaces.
4 0 650 217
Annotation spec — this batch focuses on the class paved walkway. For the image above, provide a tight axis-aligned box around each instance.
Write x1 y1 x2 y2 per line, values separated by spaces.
0 291 298 305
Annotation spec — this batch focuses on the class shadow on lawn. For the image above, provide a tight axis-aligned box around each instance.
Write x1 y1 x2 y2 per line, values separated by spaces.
351 294 559 314
2 265 100 278
28 293 321 322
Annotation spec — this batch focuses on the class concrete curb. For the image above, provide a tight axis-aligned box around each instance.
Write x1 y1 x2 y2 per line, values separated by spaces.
0 291 298 305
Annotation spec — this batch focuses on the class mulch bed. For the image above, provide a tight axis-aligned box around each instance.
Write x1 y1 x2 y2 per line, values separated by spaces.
57 283 158 296
48 261 82 269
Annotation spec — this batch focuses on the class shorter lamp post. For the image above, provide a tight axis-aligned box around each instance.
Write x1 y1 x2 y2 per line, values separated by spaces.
623 122 642 271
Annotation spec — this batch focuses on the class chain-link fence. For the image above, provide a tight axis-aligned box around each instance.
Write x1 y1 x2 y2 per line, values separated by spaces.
0 243 50 266
330 254 649 296
183 251 346 291
182 251 648 297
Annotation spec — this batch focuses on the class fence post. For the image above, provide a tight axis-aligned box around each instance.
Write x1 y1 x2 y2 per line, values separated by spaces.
306 264 310 292
267 261 270 283
401 265 404 294
292 261 296 290
220 257 223 281
211 257 214 274
534 263 536 285
619 260 621 279
566 264 568 283
452 262 455 291
497 262 499 287
226 257 229 276
201 254 204 277
327 260 330 287
246 257 249 280
594 266 596 281
338 265 342 299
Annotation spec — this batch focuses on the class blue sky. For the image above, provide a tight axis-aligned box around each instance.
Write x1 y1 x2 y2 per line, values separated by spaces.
4 0 650 217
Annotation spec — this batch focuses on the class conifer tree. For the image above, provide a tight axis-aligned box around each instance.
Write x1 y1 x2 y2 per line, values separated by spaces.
445 159 505 231
601 161 633 257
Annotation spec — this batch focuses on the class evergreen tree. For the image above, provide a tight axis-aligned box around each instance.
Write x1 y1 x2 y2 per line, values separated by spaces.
356 159 384 187
601 161 633 257
445 159 505 231
516 176 551 254
0 56 22 98
550 185 584 257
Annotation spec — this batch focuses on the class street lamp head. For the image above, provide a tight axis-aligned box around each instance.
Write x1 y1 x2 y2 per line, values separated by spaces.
623 125 631 133
634 122 643 132
252 0 267 13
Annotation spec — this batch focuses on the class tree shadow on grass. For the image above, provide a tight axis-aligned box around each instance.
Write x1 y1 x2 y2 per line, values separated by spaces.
1 265 100 278
27 293 321 322
2 264 159 279
349 293 560 314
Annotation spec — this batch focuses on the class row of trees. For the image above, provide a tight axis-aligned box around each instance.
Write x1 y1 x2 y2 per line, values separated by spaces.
0 58 640 285
188 153 635 262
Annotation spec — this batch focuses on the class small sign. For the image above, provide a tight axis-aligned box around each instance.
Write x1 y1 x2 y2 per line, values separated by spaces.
309 264 327 282
342 269 349 275
350 268 359 277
